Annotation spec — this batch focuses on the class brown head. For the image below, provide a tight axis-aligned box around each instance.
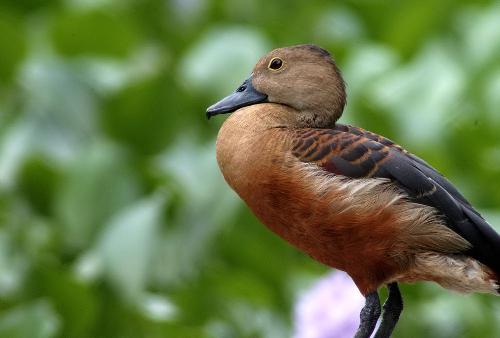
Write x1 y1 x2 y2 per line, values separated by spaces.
206 44 346 128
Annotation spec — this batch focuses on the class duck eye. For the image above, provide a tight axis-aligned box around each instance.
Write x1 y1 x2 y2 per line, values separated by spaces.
268 57 283 70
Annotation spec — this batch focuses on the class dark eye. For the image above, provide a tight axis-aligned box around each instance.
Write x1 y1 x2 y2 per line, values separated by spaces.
268 57 283 70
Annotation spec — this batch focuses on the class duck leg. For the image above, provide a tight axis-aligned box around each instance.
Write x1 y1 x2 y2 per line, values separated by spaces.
374 283 403 338
354 291 381 338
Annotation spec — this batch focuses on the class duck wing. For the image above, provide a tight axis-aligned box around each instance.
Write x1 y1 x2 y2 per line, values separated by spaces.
291 125 500 276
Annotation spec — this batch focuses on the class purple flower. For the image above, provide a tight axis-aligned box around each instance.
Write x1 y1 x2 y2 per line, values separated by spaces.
293 271 366 338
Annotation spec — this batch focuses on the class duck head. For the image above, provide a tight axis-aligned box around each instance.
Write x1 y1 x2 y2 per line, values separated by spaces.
206 44 346 128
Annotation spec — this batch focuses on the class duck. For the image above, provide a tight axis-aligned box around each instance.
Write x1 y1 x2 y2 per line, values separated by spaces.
206 44 500 338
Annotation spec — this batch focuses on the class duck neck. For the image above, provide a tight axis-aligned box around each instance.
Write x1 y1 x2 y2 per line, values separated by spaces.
215 103 293 192
295 109 340 128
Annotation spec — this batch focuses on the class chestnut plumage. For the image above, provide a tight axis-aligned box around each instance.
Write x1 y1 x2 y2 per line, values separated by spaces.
208 44 500 338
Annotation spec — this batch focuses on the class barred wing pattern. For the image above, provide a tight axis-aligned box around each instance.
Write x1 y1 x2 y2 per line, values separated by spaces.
291 124 500 276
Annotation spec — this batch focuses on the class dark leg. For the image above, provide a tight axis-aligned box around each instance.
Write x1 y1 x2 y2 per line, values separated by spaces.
354 291 381 338
373 283 403 338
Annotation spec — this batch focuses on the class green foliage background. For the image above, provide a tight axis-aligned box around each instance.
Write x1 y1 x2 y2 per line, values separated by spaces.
0 0 499 337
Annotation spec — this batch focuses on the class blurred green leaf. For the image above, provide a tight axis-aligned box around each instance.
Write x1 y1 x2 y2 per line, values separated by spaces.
30 263 97 338
101 75 186 155
97 193 165 302
180 26 270 96
0 299 60 338
1 0 53 13
55 142 140 251
18 156 60 216
51 9 140 58
152 140 240 287
0 11 26 84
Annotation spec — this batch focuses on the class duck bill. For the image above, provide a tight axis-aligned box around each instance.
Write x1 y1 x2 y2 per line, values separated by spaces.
206 76 268 119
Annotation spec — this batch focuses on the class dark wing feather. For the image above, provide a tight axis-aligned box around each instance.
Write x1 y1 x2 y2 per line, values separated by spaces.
337 124 478 212
291 126 500 275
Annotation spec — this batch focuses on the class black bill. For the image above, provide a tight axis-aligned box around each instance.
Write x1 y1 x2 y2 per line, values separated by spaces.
206 76 268 119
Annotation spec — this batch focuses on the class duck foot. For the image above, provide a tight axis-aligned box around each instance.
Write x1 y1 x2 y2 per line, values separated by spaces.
374 283 403 338
354 291 381 338
354 283 404 338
